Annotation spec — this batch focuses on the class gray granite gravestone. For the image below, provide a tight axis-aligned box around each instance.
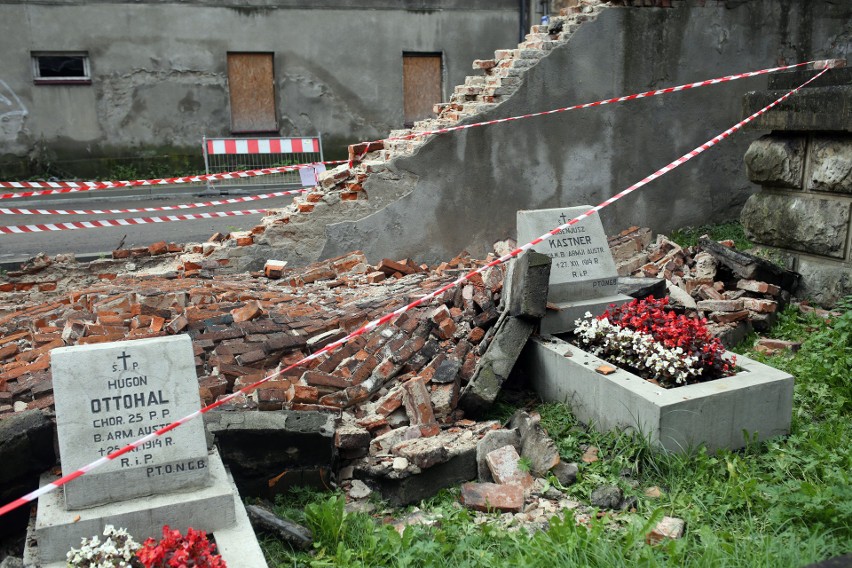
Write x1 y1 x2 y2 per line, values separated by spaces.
517 205 632 334
51 335 209 509
32 335 268 566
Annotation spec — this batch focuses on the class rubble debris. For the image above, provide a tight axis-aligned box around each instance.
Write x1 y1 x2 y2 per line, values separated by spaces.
551 462 578 487
508 250 551 319
646 516 686 544
486 445 533 488
697 237 799 291
246 504 313 550
458 313 535 416
590 485 624 510
609 229 802 345
617 276 666 300
476 428 521 483
461 481 525 513
507 410 560 478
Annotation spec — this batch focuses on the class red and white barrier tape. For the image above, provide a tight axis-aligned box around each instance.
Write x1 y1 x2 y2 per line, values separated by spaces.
386 59 843 142
1 60 841 197
0 209 268 235
0 161 347 197
0 66 831 518
0 188 308 216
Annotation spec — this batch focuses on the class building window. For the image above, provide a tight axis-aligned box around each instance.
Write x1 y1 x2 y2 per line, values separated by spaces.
402 52 443 127
32 52 91 84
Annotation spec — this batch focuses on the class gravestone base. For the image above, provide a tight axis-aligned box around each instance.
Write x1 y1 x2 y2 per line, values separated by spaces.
29 448 267 567
540 294 633 335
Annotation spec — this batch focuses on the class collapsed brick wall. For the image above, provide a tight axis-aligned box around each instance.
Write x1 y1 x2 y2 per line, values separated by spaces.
0 251 505 420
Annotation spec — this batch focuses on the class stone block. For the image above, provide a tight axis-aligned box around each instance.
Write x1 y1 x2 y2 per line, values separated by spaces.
507 250 552 319
792 256 852 307
476 428 521 483
742 85 852 132
508 410 561 477
393 436 450 469
696 299 744 312
458 314 535 416
646 516 685 544
736 279 781 296
0 410 55 538
485 445 533 488
523 336 794 452
808 136 852 194
744 135 805 189
617 277 666 300
361 450 477 507
204 410 335 499
741 193 850 259
460 482 524 513
402 377 438 430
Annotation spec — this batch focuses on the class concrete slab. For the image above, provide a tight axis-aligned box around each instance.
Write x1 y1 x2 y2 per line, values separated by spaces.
33 448 238 565
522 336 794 452
539 295 632 335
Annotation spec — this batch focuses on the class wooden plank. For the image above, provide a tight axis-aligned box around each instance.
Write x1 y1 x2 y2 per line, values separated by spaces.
403 54 442 126
227 53 278 133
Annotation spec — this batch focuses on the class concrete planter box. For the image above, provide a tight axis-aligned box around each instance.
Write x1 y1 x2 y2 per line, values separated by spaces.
522 336 794 452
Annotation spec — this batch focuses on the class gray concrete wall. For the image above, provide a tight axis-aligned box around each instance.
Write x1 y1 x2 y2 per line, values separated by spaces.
0 0 521 175
321 0 852 263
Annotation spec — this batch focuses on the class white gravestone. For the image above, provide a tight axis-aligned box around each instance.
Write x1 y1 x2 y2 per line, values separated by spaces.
517 206 632 334
51 335 209 509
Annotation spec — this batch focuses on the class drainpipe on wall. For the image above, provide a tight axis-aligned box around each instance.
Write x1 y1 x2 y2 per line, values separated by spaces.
519 0 527 42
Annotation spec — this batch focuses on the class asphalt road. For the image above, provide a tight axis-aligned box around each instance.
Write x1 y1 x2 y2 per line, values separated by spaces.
0 184 297 266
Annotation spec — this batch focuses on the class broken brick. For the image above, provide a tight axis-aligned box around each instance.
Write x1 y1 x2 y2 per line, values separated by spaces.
486 445 534 488
231 301 263 322
460 482 524 513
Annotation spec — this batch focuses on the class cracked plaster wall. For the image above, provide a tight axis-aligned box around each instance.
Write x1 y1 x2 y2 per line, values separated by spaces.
0 0 520 174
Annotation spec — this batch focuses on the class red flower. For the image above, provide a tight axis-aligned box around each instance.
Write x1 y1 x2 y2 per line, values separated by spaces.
597 296 735 384
136 526 226 568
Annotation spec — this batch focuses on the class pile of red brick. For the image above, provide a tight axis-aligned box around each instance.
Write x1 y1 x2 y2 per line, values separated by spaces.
609 227 799 344
0 251 506 428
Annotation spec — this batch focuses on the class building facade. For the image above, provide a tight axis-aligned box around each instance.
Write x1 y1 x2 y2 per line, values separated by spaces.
0 0 523 177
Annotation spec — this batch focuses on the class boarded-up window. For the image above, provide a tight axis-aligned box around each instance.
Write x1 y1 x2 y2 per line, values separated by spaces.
403 53 443 127
227 52 277 133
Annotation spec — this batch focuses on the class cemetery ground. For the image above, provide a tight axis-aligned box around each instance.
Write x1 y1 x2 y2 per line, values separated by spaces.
257 226 852 568
1 222 850 567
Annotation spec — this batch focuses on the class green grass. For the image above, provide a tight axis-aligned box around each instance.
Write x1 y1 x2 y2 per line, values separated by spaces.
259 301 852 567
669 220 752 250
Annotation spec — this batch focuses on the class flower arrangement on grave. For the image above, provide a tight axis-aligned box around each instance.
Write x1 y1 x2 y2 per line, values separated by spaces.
136 525 226 568
573 296 736 388
66 525 143 567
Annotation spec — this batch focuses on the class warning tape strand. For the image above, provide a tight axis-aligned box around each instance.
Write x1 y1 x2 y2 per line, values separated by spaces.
0 65 830 519
0 209 268 235
386 59 839 141
0 161 347 198
0 60 842 198
0 188 308 216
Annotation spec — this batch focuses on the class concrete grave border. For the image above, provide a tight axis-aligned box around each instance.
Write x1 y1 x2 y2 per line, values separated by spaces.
522 336 794 452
